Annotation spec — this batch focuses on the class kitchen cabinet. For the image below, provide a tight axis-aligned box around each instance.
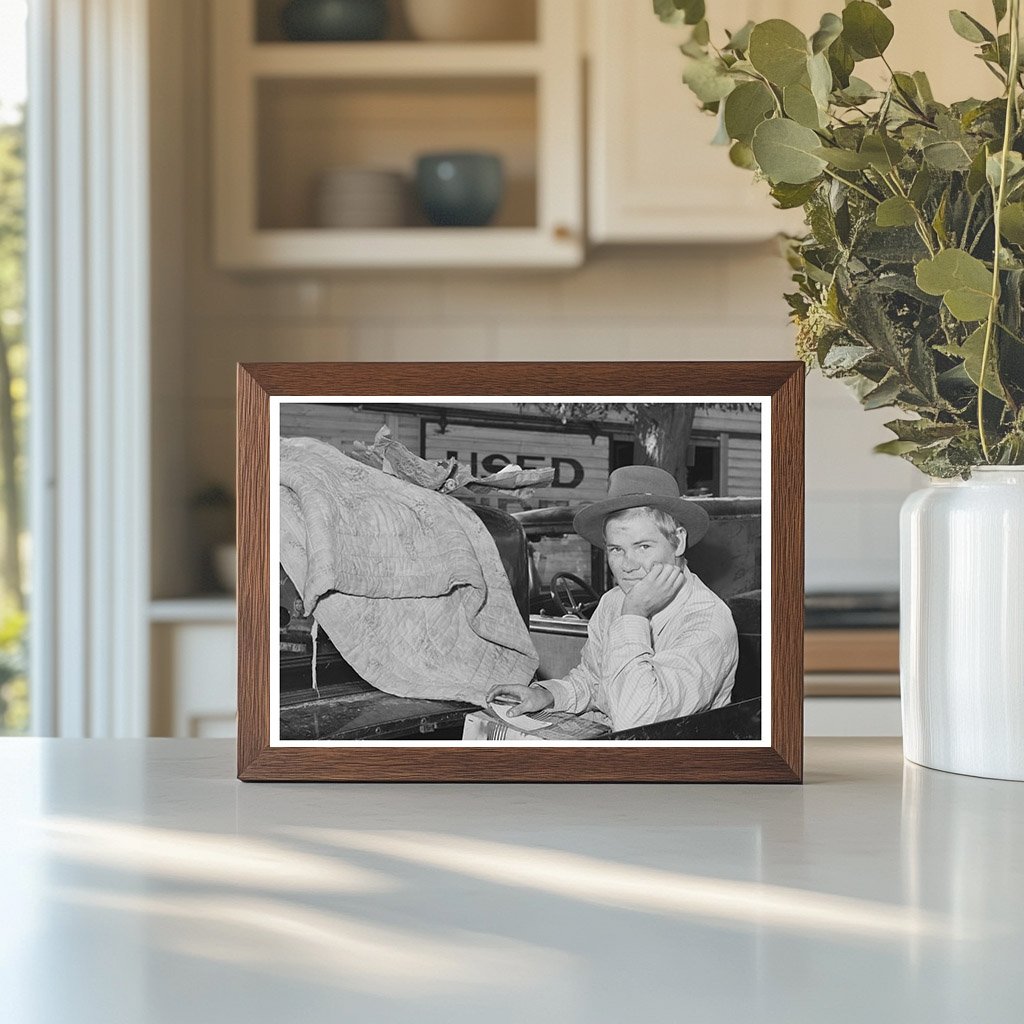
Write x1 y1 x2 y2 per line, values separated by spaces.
586 0 999 244
804 630 901 736
211 0 583 269
150 601 237 737
587 0 811 243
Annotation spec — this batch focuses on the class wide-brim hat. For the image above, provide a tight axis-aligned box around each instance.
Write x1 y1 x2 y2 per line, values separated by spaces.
573 466 711 549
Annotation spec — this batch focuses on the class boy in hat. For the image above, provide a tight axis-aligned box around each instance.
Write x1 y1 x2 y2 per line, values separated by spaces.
486 466 738 733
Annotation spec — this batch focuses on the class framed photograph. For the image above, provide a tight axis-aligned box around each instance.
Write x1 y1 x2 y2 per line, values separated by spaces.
237 362 803 782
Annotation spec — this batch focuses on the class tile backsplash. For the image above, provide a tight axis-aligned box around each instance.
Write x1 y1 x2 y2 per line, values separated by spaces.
180 245 917 594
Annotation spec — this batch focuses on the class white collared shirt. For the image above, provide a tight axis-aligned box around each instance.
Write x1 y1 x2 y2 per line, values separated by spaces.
541 566 739 732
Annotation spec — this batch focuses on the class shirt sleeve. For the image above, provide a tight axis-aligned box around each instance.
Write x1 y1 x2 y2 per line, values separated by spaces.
540 607 607 715
599 612 738 732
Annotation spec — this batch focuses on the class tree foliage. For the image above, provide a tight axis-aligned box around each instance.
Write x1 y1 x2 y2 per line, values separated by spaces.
535 402 760 491
0 109 26 732
0 112 25 596
661 0 1024 476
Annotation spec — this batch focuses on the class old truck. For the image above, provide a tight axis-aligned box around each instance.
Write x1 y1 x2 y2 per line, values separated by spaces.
279 499 762 742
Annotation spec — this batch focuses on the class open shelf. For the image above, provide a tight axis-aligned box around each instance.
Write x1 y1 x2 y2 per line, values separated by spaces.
216 227 579 269
212 0 581 268
249 42 544 77
257 76 537 232
254 0 539 45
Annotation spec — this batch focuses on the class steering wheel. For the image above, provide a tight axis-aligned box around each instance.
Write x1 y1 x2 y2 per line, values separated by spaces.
549 572 601 620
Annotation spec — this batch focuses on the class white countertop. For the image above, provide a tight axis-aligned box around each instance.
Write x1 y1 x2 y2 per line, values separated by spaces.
1 737 1020 1023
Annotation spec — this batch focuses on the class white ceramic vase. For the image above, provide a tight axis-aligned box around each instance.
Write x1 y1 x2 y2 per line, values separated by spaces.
900 467 1024 780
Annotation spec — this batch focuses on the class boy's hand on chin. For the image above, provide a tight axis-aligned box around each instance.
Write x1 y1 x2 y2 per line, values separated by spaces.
621 564 684 619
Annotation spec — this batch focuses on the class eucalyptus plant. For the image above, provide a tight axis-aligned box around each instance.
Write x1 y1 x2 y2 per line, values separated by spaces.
657 0 1024 475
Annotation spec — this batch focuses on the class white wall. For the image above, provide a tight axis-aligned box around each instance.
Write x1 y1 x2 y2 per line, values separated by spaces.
154 0 922 599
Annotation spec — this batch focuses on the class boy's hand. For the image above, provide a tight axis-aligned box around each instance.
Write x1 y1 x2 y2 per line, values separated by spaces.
621 563 684 619
486 683 554 715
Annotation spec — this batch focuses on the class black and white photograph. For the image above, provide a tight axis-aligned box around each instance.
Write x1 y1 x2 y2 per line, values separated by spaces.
271 397 768 745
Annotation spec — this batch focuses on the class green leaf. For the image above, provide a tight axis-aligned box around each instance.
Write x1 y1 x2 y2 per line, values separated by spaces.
986 150 1024 191
940 325 1006 398
923 140 973 171
891 72 922 110
842 1 895 59
827 36 856 88
784 80 824 129
932 190 950 247
822 341 874 373
807 190 841 249
682 57 736 104
770 180 820 209
748 20 809 87
726 58 756 75
913 71 935 104
837 76 879 104
948 10 994 44
653 0 682 24
876 197 918 228
967 144 991 194
993 0 1008 24
944 289 993 325
909 164 933 205
980 32 1015 75
751 118 828 184
691 19 710 45
915 249 994 321
813 146 872 170
807 51 833 109
908 333 941 403
810 12 843 54
653 0 705 26
860 133 904 173
862 374 903 409
724 20 755 53
1000 203 1024 245
884 418 963 443
874 438 922 455
682 0 705 25
729 140 757 169
723 81 775 144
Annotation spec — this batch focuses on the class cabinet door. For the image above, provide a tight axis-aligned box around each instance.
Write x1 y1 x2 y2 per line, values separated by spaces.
588 0 995 244
588 0 813 243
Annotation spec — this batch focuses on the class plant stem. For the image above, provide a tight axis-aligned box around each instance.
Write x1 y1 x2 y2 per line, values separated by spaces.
968 213 994 253
962 191 980 249
884 171 938 255
822 167 880 205
997 318 1024 345
881 54 929 119
979 0 1021 461
750 69 784 117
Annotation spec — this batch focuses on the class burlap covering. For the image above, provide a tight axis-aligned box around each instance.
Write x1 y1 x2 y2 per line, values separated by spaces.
279 437 538 703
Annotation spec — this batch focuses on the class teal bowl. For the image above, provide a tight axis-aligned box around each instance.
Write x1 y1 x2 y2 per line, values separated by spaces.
415 153 505 228
281 0 388 42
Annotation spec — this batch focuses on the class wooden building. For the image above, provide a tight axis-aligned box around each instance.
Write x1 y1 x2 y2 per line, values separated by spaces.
279 401 762 509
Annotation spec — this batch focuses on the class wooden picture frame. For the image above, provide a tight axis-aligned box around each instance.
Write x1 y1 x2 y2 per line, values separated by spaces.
237 362 804 782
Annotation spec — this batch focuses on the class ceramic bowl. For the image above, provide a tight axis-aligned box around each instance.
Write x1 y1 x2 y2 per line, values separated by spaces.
315 168 407 228
281 0 388 42
403 0 534 42
415 152 504 227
